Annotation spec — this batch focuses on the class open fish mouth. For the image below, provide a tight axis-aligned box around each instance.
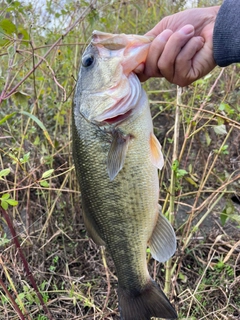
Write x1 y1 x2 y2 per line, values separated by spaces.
82 31 152 126
102 109 132 125
92 30 153 76
92 73 143 126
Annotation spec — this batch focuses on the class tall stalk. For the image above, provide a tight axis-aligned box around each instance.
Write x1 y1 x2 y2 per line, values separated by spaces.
164 86 182 296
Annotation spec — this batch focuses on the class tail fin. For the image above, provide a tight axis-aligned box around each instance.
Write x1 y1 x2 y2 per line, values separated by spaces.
118 279 177 320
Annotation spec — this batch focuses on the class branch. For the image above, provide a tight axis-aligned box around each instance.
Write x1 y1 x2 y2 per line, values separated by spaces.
2 1 96 100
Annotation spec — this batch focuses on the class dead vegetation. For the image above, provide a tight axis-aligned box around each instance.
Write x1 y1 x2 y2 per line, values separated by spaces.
0 0 240 319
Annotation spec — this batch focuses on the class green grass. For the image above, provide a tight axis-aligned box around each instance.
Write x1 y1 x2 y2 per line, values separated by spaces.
0 0 239 319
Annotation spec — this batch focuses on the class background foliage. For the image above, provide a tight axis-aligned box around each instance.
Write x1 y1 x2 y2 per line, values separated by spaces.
0 0 239 319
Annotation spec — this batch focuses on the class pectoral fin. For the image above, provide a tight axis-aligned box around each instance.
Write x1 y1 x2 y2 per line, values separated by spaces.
148 205 176 262
150 133 164 170
107 130 131 181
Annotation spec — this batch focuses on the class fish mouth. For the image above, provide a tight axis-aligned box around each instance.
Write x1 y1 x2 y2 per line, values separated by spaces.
92 73 141 126
92 30 152 76
102 109 132 125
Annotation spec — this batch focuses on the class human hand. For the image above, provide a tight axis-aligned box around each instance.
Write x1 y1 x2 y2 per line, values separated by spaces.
136 6 220 86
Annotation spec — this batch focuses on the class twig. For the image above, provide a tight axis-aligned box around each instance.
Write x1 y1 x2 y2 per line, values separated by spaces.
164 86 182 296
179 68 225 162
0 277 26 320
16 49 67 101
187 250 216 318
1 1 96 101
38 169 70 239
0 207 54 320
223 239 240 264
100 246 111 312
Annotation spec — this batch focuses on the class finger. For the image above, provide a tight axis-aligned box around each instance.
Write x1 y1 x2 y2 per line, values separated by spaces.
173 36 205 86
137 29 173 82
134 63 145 74
157 25 195 82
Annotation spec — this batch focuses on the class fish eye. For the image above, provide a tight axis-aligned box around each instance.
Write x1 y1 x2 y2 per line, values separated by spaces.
82 54 94 67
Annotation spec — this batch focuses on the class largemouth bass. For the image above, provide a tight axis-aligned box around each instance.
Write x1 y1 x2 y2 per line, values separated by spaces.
72 30 177 320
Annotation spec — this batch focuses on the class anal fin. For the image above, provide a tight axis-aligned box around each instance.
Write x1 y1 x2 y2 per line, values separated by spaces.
148 205 176 262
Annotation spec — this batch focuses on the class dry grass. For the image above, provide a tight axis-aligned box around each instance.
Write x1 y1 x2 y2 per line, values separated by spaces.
0 0 240 319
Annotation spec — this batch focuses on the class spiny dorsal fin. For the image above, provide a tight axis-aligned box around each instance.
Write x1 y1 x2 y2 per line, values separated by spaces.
148 205 176 262
107 130 131 181
150 132 164 170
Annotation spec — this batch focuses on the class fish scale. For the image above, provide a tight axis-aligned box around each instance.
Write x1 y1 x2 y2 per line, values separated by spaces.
74 99 154 278
73 30 177 320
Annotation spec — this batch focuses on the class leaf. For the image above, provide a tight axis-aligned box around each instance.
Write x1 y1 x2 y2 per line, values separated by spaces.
40 180 49 187
6 1 21 12
1 200 8 210
184 176 198 188
171 160 179 171
220 200 235 226
216 116 224 125
0 18 17 35
20 111 54 147
41 169 54 179
0 233 10 246
20 152 30 164
176 169 188 178
33 135 40 146
0 168 10 180
220 211 228 226
1 193 10 200
204 130 211 146
0 194 18 208
6 199 18 206
17 27 30 42
0 112 16 125
12 92 30 105
0 29 7 46
231 214 240 223
178 272 187 283
219 103 234 115
213 124 227 135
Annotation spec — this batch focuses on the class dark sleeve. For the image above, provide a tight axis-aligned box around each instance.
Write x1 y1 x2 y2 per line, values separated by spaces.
213 0 240 67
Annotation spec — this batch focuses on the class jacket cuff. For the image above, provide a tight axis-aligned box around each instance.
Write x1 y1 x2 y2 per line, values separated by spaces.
213 0 240 67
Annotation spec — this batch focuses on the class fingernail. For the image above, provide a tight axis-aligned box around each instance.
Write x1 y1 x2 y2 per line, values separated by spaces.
179 24 194 35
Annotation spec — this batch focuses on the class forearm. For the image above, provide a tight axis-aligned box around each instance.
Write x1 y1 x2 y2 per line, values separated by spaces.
213 0 240 66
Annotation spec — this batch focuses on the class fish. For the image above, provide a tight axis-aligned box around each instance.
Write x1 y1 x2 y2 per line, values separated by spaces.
72 30 177 320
